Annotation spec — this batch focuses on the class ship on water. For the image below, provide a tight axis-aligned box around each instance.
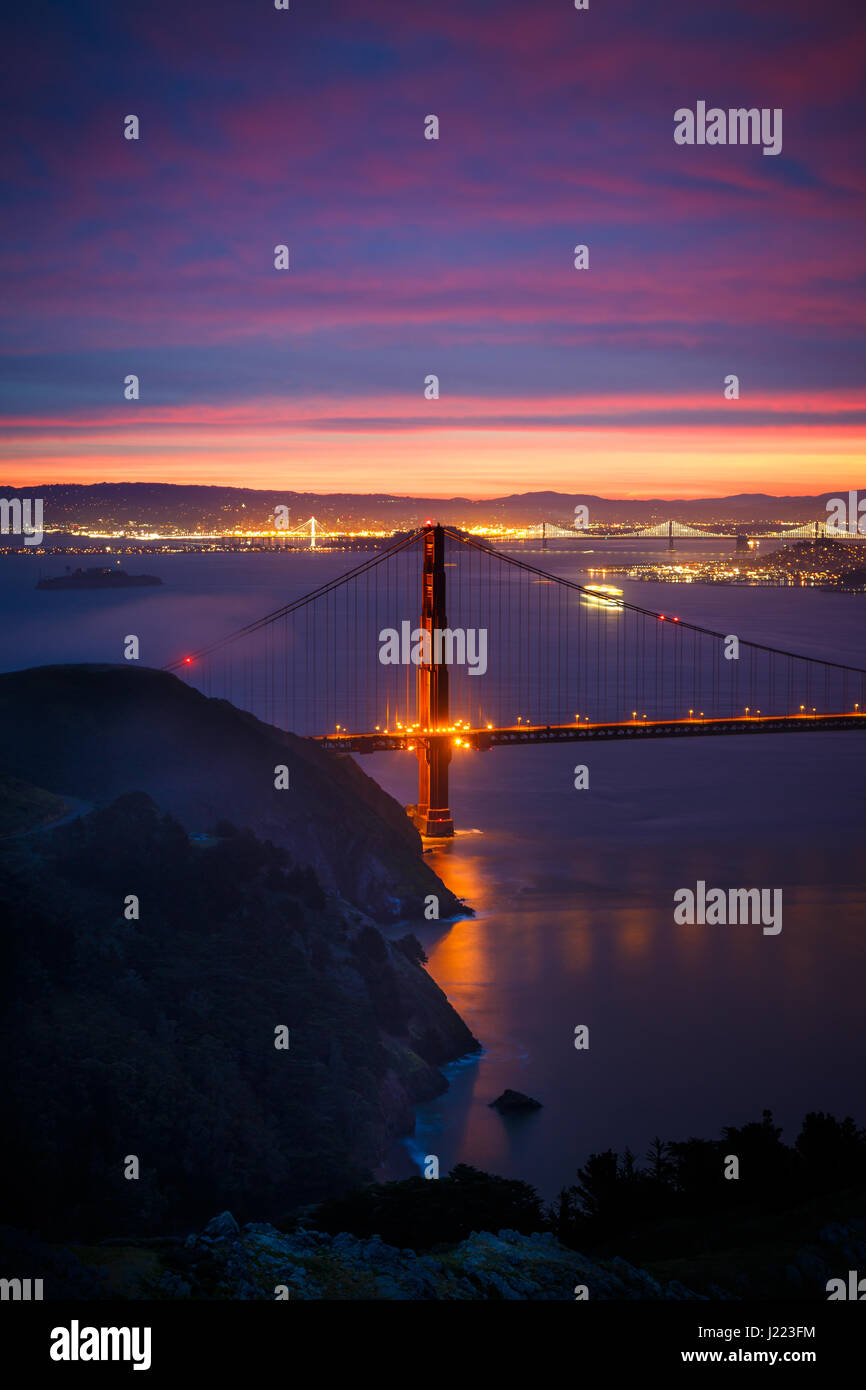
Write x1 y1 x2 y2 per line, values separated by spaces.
583 583 623 608
36 566 162 591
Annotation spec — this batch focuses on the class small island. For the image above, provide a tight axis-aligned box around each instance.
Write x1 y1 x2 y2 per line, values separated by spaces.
37 566 162 590
489 1089 542 1113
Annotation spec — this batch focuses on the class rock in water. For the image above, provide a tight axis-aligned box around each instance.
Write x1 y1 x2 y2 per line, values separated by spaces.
489 1089 542 1113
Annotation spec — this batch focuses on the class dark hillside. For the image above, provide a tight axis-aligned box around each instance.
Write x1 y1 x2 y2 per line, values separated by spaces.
0 787 478 1236
0 664 463 922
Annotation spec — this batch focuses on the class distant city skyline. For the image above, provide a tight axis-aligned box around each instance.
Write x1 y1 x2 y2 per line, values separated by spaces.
2 1 864 496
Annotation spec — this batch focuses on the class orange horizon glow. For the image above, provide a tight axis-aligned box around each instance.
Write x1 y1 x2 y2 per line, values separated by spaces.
4 417 864 501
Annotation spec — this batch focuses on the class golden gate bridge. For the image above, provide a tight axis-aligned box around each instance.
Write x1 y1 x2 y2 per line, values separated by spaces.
165 524 866 837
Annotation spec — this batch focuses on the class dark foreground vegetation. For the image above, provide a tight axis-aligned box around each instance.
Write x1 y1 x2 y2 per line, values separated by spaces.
2 1132 863 1300
312 1110 866 1255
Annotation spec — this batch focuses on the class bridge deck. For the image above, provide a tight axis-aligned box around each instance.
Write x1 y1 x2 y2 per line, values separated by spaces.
318 711 865 753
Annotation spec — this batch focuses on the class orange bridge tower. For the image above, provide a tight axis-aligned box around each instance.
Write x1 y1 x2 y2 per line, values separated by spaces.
411 523 454 837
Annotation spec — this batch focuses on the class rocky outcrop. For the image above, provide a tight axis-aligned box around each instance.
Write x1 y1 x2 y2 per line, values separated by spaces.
132 1219 705 1300
11 1214 866 1301
0 664 465 922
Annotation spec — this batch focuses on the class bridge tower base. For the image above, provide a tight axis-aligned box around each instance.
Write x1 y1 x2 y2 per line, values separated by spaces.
413 737 454 837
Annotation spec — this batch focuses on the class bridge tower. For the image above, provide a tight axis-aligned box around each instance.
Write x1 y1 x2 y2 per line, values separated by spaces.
667 519 675 551
412 523 454 837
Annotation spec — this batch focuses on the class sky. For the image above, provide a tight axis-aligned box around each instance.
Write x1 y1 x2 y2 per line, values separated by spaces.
1 0 864 499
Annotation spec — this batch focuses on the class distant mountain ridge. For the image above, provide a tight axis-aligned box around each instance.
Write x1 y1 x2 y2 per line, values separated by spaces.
1 482 861 530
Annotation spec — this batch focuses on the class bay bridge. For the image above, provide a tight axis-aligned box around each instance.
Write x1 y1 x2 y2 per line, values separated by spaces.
162 515 857 549
166 524 866 837
524 518 855 546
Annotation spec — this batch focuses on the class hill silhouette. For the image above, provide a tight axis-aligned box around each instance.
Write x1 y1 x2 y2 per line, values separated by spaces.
0 663 462 922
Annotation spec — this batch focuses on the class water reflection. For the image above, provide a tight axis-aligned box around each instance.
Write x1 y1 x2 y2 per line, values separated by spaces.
380 738 866 1199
